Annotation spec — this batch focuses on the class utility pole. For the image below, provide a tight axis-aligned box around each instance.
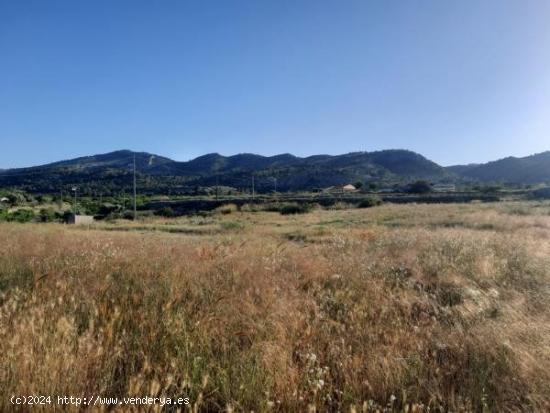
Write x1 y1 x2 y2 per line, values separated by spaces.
71 187 77 215
215 173 219 200
252 175 255 200
133 154 137 220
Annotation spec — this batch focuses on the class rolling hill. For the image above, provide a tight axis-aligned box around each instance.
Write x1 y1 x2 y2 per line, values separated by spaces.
448 152 550 184
0 149 451 194
4 149 550 195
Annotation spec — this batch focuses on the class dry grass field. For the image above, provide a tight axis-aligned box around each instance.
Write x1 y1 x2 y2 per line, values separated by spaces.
1 201 550 412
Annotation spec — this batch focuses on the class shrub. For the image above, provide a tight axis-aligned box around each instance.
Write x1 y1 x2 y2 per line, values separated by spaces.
436 283 464 307
284 231 308 242
220 221 245 231
155 207 175 217
122 210 136 220
2 192 26 206
216 204 238 215
279 203 313 215
137 210 154 218
6 209 35 223
258 202 315 214
239 203 260 213
38 208 57 222
36 195 53 204
98 203 121 216
357 196 382 208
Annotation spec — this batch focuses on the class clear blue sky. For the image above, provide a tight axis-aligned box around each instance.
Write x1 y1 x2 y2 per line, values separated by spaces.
1 0 550 168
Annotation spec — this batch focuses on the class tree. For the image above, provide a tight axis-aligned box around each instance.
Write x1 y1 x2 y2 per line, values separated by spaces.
407 180 432 194
39 208 56 222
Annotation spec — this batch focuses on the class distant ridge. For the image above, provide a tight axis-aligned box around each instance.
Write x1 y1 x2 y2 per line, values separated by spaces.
1 149 549 194
448 151 550 184
0 149 450 193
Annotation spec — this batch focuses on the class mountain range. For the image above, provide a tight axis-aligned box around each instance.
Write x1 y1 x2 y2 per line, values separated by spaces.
447 151 550 184
0 149 549 194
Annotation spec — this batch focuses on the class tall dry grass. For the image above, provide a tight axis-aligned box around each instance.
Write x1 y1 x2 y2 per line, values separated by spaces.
1 203 549 412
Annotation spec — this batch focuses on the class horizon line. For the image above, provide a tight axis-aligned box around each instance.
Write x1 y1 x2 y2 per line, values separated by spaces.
1 147 549 171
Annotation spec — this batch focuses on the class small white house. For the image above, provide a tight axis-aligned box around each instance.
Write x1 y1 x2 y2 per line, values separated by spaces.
342 184 357 192
67 214 95 225
325 184 358 194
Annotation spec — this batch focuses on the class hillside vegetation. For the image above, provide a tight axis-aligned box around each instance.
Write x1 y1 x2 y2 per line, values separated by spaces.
449 151 550 184
4 149 550 195
1 202 549 411
0 149 451 194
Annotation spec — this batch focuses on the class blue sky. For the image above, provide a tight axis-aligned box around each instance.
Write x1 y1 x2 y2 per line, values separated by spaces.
1 0 550 168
